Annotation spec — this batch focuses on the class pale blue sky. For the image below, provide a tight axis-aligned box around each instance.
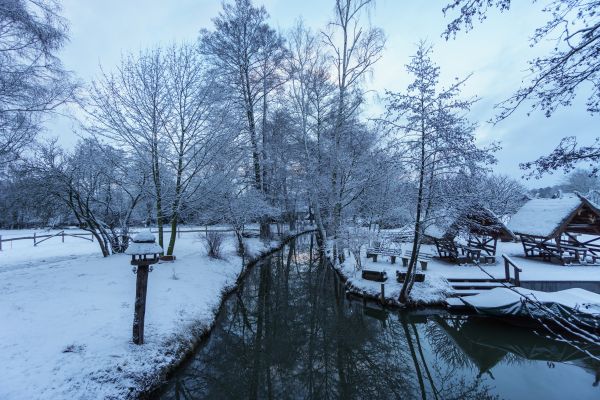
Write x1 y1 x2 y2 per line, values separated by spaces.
49 0 598 188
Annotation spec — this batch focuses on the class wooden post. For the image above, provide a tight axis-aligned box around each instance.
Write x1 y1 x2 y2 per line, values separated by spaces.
0 235 2 251
380 283 385 304
62 231 65 243
504 256 510 282
132 264 150 345
33 232 36 246
514 267 521 287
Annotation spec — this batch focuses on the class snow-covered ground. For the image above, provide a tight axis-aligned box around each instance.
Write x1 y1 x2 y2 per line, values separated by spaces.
0 230 276 400
331 245 451 306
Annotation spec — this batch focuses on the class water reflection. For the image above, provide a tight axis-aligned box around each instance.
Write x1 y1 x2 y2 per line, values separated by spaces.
156 236 600 400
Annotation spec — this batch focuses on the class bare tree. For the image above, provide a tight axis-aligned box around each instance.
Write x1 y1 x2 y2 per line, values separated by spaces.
34 138 146 257
161 43 233 255
286 20 334 241
86 48 169 248
0 0 75 165
443 0 600 176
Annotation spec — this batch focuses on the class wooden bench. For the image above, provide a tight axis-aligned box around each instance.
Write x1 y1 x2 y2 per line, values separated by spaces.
362 269 388 282
396 271 425 283
401 250 433 270
366 246 402 263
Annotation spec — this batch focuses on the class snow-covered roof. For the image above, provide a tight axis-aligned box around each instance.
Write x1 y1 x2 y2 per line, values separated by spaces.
424 225 447 240
131 231 156 243
125 231 163 255
508 196 583 238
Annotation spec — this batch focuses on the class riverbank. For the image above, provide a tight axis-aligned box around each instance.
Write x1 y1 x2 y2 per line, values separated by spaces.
328 236 600 309
326 244 451 307
0 230 306 400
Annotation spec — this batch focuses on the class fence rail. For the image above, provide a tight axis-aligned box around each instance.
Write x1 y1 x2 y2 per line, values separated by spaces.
502 254 523 286
0 227 262 251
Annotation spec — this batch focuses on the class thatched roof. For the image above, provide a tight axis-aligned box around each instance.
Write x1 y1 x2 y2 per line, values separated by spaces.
424 208 514 241
508 194 600 238
454 207 515 241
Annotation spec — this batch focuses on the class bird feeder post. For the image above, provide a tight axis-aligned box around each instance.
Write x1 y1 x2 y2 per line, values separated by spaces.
132 264 149 345
126 231 162 345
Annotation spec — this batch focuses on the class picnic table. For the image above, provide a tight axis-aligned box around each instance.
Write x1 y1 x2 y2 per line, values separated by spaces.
520 234 590 265
543 243 587 264
459 245 482 263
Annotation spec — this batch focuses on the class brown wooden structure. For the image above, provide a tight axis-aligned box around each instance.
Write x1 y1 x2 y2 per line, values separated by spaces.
425 208 514 264
508 194 600 265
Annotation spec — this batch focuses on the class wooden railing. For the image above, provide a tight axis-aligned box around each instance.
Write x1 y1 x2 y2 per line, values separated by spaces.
502 254 523 286
0 226 264 251
0 231 94 250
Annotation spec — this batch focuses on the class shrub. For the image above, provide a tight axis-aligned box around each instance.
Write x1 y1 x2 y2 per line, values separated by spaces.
204 232 224 259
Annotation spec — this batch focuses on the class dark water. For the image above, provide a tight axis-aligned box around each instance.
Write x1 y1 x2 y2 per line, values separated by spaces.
155 235 600 400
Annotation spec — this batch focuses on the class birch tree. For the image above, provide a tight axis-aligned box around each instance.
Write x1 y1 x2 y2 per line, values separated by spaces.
322 0 385 237
286 21 334 241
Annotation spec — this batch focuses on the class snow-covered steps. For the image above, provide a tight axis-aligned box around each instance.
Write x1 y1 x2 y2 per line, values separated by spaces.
450 282 514 290
446 277 514 302
447 278 509 283
445 297 467 309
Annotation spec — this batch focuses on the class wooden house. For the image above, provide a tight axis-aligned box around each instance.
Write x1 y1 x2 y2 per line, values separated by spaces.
508 194 600 265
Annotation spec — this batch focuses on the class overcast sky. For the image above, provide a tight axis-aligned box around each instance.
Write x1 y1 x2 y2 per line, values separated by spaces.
48 0 599 188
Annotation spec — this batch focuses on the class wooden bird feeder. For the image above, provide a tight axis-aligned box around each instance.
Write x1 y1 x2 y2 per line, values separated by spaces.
125 231 163 345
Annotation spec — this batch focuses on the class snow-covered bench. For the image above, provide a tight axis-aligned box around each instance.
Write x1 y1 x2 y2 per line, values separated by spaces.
365 245 402 263
401 250 433 270
361 269 388 282
396 270 425 283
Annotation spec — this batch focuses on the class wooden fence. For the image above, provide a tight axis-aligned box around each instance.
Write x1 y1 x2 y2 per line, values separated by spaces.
0 227 261 251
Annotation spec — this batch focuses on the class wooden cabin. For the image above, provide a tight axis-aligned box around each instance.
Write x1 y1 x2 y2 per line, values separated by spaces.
508 194 600 265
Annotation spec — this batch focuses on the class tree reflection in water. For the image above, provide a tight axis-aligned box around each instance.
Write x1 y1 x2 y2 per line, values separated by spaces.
156 235 600 400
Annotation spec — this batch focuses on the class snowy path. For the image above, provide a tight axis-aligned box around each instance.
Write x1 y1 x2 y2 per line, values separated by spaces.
0 233 272 399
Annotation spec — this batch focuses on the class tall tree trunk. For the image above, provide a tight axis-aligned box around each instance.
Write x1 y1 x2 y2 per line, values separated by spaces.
166 141 185 255
400 112 426 303
152 139 164 249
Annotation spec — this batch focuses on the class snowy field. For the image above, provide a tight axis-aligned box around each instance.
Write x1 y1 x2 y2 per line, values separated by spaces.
0 230 274 399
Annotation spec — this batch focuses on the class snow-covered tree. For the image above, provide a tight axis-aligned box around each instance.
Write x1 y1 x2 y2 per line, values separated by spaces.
34 138 147 256
87 48 170 248
443 0 600 176
199 0 287 239
380 42 497 302
322 0 385 237
0 0 75 165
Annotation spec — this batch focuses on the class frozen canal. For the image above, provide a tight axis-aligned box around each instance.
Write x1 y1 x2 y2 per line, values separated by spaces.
155 235 600 399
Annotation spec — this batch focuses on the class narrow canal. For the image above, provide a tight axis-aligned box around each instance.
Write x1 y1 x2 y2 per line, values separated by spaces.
155 235 600 399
